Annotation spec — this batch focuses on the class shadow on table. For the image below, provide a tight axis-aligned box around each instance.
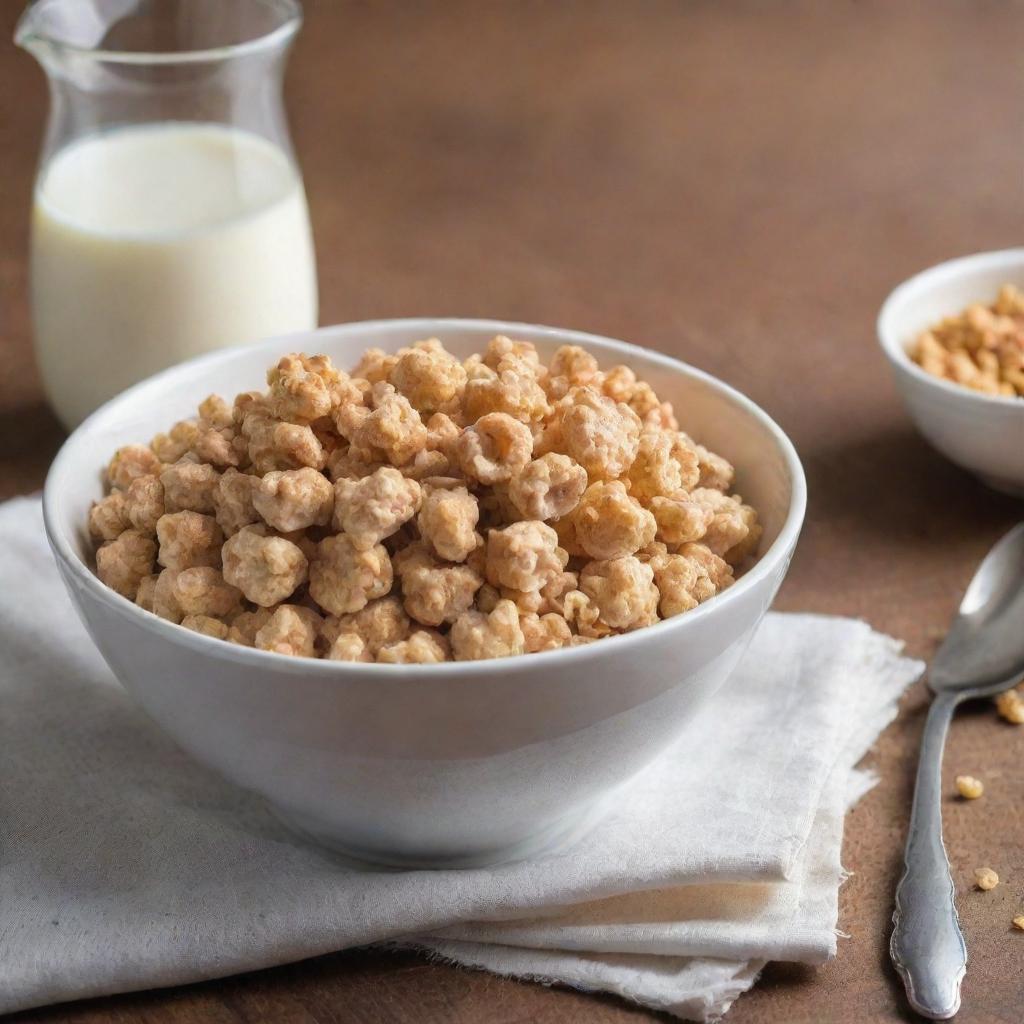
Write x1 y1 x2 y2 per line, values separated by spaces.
804 422 1020 543
0 400 65 499
11 945 670 1023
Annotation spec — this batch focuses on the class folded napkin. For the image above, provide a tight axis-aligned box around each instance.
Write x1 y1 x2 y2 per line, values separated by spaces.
0 496 922 1020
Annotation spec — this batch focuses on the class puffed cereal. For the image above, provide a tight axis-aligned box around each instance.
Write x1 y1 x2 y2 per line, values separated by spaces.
326 632 374 662
156 511 223 570
89 491 129 542
95 529 156 599
322 595 411 655
89 339 760 662
418 484 480 562
455 412 533 484
394 543 481 625
519 612 573 652
911 285 1024 397
151 568 184 622
255 604 320 658
309 533 392 615
559 387 641 480
221 524 308 606
254 467 334 533
181 614 231 640
171 566 242 618
573 481 656 560
580 556 659 630
651 542 734 618
212 467 260 536
995 688 1024 724
975 867 999 891
334 467 422 550
376 630 450 664
107 444 162 491
486 521 567 593
450 600 525 661
124 475 165 534
955 775 984 800
508 453 588 521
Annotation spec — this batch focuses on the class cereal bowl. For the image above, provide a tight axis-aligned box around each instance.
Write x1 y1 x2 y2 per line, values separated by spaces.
43 319 805 868
878 248 1024 496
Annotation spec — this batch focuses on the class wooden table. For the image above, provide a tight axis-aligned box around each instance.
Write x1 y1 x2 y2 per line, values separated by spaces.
2 2 1022 1021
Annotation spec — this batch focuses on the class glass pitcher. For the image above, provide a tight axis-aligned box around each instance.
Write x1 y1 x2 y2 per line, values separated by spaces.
15 0 318 429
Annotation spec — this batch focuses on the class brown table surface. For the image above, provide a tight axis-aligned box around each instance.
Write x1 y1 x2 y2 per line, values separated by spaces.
2 2 1022 1021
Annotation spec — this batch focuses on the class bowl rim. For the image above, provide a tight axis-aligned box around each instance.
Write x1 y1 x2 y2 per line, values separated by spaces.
43 316 807 678
877 246 1024 410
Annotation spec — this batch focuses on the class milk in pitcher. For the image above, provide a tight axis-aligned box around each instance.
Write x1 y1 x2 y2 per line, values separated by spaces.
32 123 318 428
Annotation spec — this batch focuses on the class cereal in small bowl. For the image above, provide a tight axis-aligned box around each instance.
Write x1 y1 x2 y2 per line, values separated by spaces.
878 249 1024 496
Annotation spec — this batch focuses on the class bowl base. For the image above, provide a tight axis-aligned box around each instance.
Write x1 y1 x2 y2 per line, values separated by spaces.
976 471 1024 498
272 793 617 871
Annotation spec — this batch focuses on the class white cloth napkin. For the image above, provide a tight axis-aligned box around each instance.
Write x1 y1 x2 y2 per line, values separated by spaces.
0 496 922 1020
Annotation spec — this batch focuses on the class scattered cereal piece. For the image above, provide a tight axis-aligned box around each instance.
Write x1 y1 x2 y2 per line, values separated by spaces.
995 688 1024 725
955 775 984 800
1012 915 1024 931
975 867 999 891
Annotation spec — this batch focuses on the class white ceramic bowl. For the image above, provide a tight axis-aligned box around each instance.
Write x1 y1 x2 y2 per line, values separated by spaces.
43 319 806 868
878 249 1024 496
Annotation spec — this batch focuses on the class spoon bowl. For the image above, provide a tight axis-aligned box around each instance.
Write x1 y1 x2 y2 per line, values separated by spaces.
931 522 1024 694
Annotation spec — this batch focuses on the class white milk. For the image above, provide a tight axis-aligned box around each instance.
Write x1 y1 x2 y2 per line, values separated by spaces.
31 123 318 428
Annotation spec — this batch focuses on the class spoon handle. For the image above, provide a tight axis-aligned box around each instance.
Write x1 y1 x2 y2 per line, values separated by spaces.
890 691 966 1020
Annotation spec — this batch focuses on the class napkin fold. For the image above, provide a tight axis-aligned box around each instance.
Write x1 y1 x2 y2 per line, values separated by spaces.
0 497 922 1019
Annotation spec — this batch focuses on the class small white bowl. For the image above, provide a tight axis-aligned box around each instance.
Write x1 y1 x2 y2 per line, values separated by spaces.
43 318 806 868
878 248 1024 497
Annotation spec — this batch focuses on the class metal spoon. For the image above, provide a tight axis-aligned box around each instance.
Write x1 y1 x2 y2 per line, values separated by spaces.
890 522 1024 1020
